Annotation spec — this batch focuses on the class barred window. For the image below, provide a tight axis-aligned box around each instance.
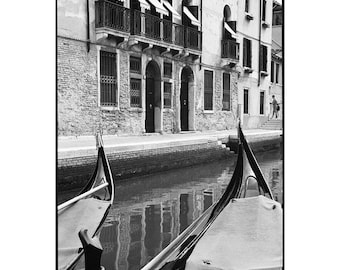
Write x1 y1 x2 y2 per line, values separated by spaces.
130 78 142 107
260 45 268 72
100 51 117 106
130 56 141 74
243 38 252 68
222 73 231 111
164 82 172 108
164 62 172 78
204 70 213 110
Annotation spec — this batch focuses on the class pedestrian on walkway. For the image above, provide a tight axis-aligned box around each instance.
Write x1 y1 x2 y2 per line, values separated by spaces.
271 95 278 119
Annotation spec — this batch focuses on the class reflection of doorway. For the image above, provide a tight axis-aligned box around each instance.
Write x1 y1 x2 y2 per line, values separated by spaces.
146 77 155 132
145 61 161 133
180 66 194 131
180 81 188 131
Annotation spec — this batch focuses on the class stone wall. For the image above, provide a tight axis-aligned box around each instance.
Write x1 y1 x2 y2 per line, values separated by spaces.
57 141 233 191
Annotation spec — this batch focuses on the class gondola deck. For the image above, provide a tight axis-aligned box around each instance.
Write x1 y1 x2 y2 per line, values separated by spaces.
142 124 282 270
186 196 282 270
58 135 114 270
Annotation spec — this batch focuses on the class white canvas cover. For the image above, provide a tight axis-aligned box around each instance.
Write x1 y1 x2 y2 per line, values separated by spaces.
185 196 282 270
58 198 111 270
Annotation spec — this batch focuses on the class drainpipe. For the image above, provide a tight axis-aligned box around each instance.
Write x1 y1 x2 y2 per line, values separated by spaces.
199 0 202 70
258 0 262 86
86 0 90 52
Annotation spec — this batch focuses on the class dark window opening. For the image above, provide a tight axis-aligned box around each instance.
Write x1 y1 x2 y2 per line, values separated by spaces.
243 38 252 68
130 56 141 74
164 62 172 78
276 63 280 83
262 0 267 21
130 78 141 107
260 91 264 115
260 45 268 72
204 70 213 110
244 89 249 114
271 61 274 83
164 82 172 108
245 0 249 13
222 73 231 111
100 51 117 106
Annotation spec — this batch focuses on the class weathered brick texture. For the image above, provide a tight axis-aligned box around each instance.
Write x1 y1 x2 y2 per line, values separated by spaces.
57 142 234 191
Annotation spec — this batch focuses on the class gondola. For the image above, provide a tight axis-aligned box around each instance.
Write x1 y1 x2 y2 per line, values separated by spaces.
141 123 282 270
58 134 114 270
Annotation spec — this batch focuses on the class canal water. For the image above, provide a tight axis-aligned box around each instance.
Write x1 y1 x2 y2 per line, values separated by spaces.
60 147 282 270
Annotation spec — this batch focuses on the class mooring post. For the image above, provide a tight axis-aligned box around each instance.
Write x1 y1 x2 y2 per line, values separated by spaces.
78 229 104 270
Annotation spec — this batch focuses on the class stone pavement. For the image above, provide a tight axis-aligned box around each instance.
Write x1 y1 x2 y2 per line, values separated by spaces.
58 129 282 159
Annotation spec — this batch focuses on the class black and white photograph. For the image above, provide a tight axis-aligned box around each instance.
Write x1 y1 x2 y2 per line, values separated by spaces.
56 0 283 269
8 0 340 269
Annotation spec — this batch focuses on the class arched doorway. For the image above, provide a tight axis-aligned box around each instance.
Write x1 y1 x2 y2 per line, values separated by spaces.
145 61 161 133
180 66 194 131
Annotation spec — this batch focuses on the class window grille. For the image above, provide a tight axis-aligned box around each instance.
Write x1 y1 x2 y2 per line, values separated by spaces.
164 62 172 78
164 82 172 108
260 45 267 72
204 70 213 110
260 91 264 115
243 38 252 68
244 89 249 114
100 51 117 106
130 78 142 107
275 63 279 83
222 73 231 111
130 56 141 74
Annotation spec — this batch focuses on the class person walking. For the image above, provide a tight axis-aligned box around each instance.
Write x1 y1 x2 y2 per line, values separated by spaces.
271 95 278 119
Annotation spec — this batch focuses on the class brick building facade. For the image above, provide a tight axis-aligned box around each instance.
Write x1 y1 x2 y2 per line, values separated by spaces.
58 0 272 136
57 0 239 136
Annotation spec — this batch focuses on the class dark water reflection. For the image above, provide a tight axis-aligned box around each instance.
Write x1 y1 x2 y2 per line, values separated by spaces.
84 148 282 270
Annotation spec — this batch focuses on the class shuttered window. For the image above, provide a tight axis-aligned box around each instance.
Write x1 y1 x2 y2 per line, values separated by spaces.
164 82 172 108
260 45 268 72
204 70 213 110
222 73 231 111
243 38 252 68
130 78 142 107
100 51 117 106
244 89 249 114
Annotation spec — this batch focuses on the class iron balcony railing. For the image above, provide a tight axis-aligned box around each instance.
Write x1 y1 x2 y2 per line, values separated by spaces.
95 0 130 33
221 39 239 60
95 2 201 51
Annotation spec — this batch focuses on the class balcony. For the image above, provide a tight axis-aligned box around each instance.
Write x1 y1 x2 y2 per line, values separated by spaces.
221 39 239 60
95 1 201 54
95 0 130 40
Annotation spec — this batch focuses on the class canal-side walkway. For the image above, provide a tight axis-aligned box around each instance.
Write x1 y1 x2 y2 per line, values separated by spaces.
58 129 282 158
57 129 282 191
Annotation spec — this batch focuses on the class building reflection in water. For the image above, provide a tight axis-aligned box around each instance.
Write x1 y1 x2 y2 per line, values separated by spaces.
97 149 282 270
